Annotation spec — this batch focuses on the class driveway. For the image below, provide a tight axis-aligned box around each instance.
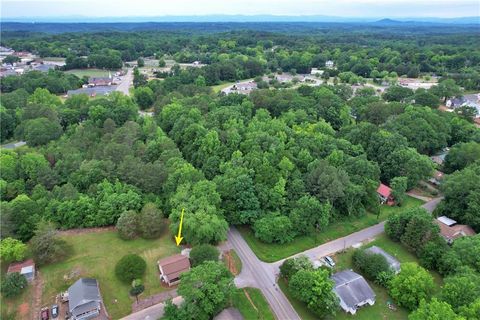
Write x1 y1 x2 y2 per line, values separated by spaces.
120 296 183 320
116 68 133 96
421 197 443 213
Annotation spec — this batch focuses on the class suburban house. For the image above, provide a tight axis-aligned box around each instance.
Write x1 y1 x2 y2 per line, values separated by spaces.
377 183 394 205
325 60 335 69
222 81 257 95
7 259 35 282
428 170 444 186
446 94 480 114
67 278 103 320
365 246 401 274
435 216 476 244
157 254 191 286
331 270 376 315
88 76 113 87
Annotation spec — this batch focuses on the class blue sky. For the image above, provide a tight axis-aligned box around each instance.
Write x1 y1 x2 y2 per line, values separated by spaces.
1 0 479 18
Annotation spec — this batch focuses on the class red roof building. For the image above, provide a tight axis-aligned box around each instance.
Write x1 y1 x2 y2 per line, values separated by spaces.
377 183 394 206
7 259 35 282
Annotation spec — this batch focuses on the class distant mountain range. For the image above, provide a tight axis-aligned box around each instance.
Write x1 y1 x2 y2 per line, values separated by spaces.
2 15 479 24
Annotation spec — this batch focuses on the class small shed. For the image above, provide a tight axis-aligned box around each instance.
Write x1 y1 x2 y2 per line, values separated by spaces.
157 254 190 286
365 246 401 274
7 259 35 282
377 183 394 206
331 270 376 315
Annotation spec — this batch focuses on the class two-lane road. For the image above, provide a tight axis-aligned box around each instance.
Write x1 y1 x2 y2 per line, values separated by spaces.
116 68 133 96
228 228 301 320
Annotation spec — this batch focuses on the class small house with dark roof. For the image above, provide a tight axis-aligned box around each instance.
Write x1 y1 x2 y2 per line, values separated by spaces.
331 270 375 315
67 278 103 320
88 76 113 87
377 183 394 206
435 216 476 244
365 246 401 274
157 254 190 286
7 259 35 282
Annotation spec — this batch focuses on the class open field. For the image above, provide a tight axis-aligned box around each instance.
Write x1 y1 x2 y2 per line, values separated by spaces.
240 196 424 262
39 229 180 319
279 233 443 320
211 81 237 93
65 68 113 78
232 287 275 320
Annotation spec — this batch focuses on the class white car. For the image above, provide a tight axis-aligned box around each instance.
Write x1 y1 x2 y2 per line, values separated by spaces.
324 256 335 267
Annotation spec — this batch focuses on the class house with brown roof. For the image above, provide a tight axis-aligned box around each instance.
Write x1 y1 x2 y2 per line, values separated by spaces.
377 183 394 206
157 254 190 286
435 216 476 244
7 259 35 282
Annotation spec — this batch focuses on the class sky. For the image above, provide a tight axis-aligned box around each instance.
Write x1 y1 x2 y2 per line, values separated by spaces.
1 0 479 19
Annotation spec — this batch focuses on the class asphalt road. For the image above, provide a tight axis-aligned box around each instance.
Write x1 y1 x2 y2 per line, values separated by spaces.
227 228 301 320
421 197 443 213
116 68 133 95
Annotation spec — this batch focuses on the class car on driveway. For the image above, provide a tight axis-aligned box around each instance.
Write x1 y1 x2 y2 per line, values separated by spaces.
40 307 49 320
324 256 335 267
51 304 59 318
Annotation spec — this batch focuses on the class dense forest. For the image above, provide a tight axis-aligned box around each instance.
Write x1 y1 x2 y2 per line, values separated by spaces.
2 25 480 89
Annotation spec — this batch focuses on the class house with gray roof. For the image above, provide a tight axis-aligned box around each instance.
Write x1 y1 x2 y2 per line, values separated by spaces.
67 278 103 320
331 270 376 315
365 246 401 273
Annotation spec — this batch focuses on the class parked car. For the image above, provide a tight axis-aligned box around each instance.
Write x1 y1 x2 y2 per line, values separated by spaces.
324 256 336 267
40 307 49 320
51 304 59 318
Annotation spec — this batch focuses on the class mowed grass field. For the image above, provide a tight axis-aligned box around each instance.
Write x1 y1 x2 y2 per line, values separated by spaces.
65 68 113 78
233 287 275 320
279 233 443 320
40 229 180 319
240 196 424 262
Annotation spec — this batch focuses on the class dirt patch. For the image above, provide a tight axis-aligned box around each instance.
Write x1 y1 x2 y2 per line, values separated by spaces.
242 289 258 312
32 271 44 320
18 303 29 318
58 226 116 236
223 250 239 276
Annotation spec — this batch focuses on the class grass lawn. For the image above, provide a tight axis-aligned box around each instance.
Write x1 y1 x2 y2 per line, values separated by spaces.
211 81 236 93
1 285 34 320
40 229 180 319
65 69 114 78
232 287 275 320
240 196 424 262
279 234 442 320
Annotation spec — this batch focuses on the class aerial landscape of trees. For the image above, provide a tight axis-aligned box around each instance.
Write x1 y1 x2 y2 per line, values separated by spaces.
1 22 480 320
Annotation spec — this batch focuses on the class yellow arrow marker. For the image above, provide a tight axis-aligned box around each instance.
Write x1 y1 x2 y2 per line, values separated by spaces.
175 208 184 246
